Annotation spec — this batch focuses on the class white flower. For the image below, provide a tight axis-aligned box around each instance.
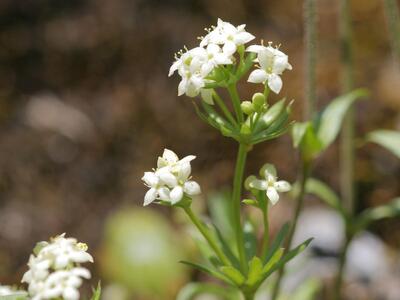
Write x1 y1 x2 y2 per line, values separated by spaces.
142 149 201 206
22 234 93 300
245 163 291 205
246 43 292 94
200 18 255 56
0 285 25 296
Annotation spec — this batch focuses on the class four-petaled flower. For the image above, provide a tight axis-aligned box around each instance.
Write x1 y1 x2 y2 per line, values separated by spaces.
200 18 255 56
142 149 201 206
246 43 292 94
245 163 291 205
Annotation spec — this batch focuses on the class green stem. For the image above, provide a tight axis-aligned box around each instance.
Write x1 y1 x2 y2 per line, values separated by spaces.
213 91 238 128
333 233 353 300
339 0 355 215
232 143 249 273
183 206 231 266
271 162 311 300
304 0 317 119
227 84 244 123
260 193 270 261
383 0 400 64
243 291 255 300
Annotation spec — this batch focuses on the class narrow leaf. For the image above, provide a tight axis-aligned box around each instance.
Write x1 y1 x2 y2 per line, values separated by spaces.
220 266 246 286
366 130 400 159
264 223 290 263
180 261 231 284
292 122 310 148
246 256 264 286
90 282 101 300
317 88 368 149
176 283 241 300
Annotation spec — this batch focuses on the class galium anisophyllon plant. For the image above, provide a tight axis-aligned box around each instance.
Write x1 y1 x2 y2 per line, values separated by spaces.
142 18 312 300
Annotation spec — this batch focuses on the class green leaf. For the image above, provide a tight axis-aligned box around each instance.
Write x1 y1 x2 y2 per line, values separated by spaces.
299 123 323 161
261 98 286 127
292 122 310 148
366 130 400 159
180 261 231 284
264 223 290 263
0 292 28 300
176 283 241 300
243 221 257 260
246 256 264 286
305 178 346 216
220 266 246 286
213 224 241 269
90 282 101 300
355 197 400 230
317 88 368 149
263 248 284 274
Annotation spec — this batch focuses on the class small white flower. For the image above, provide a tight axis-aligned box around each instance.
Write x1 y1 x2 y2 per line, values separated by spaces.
22 234 93 300
0 285 25 296
200 18 255 56
142 149 201 206
246 43 292 94
245 163 291 205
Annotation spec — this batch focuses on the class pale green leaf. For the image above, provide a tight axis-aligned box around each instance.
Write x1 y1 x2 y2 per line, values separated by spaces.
366 130 400 159
176 283 241 300
220 266 246 286
246 256 264 286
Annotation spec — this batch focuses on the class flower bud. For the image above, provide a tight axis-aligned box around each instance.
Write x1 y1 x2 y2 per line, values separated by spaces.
252 93 265 110
241 101 254 115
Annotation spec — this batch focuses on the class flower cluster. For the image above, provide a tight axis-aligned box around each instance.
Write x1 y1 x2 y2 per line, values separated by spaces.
245 163 291 205
142 149 201 206
169 19 292 100
21 234 93 300
0 285 20 296
169 19 254 102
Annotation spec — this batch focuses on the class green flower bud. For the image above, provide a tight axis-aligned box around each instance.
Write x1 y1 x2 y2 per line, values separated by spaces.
252 93 266 111
241 101 255 115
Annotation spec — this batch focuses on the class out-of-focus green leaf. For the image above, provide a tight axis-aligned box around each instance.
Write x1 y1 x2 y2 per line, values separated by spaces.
292 122 311 148
246 256 264 286
220 266 245 286
355 197 400 230
317 88 368 149
263 248 284 274
0 292 28 300
305 178 346 216
366 130 400 159
299 123 323 161
176 283 241 300
180 261 231 284
90 282 101 300
213 224 241 269
291 278 321 300
243 221 257 261
264 223 289 263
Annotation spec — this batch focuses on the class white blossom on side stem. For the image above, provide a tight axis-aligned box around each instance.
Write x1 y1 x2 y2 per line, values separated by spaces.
142 149 201 206
246 43 292 94
245 163 291 205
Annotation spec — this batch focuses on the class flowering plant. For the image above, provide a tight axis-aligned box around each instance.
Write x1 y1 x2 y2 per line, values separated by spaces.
142 19 311 300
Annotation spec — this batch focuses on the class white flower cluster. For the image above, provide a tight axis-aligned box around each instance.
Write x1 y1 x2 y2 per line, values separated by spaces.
246 164 291 205
0 285 17 296
169 18 255 103
169 19 292 100
142 149 201 206
21 234 93 300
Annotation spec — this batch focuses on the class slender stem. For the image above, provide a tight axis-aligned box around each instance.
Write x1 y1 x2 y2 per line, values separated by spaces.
339 0 355 215
333 233 353 300
383 0 400 64
183 206 231 266
271 162 311 300
243 291 255 300
213 91 238 128
260 193 270 261
232 143 249 273
304 0 317 119
336 1 354 298
227 84 244 123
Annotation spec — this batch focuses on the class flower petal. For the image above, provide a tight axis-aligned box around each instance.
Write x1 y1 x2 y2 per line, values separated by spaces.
170 186 184 204
249 179 268 190
141 172 159 187
223 41 237 56
275 181 291 192
157 187 170 201
163 149 179 163
234 31 255 44
267 74 283 94
158 171 178 187
246 44 266 53
260 163 277 178
248 69 268 84
144 188 157 206
184 181 201 195
267 187 280 205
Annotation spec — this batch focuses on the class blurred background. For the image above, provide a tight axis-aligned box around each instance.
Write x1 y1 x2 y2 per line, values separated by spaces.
0 0 399 299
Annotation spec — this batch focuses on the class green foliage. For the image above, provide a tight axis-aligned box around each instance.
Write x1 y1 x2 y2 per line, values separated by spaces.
89 282 101 300
0 292 28 300
366 129 400 159
176 283 241 300
292 88 368 161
